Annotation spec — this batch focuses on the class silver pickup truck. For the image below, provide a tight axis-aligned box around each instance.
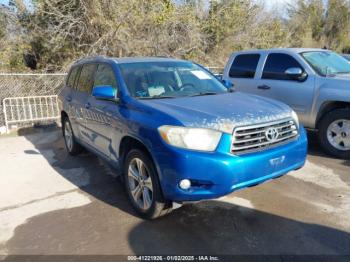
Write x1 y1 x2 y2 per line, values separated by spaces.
223 48 350 158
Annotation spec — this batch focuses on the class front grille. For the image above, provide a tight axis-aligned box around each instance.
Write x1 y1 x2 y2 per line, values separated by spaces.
231 118 298 154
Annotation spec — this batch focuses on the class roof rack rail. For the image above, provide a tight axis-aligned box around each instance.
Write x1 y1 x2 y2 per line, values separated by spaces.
75 55 107 63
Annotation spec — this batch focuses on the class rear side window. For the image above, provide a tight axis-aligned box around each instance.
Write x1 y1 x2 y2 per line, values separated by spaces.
229 54 260 78
94 64 118 89
262 53 303 80
76 64 97 93
66 66 79 88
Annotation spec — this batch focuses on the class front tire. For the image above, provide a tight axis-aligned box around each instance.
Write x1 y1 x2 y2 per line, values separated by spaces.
124 149 172 219
318 108 350 159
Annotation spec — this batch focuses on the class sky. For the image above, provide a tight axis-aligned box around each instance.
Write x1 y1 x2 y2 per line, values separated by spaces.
262 0 294 10
0 0 32 7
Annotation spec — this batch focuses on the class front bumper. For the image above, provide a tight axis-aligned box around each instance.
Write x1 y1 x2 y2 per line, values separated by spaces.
152 126 308 202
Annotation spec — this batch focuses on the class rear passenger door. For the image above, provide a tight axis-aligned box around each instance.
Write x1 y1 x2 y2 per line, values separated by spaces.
258 53 315 123
226 53 261 95
63 66 80 134
72 63 97 142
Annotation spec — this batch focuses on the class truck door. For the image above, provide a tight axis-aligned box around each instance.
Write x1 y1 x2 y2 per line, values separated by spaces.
256 53 315 124
226 53 262 95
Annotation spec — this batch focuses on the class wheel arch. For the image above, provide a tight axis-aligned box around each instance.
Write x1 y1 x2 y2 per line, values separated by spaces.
119 136 151 164
61 110 68 121
60 110 69 130
316 101 350 128
118 135 166 198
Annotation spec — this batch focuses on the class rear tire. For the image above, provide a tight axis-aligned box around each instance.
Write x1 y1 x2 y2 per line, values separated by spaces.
318 108 350 159
62 116 83 156
123 149 172 219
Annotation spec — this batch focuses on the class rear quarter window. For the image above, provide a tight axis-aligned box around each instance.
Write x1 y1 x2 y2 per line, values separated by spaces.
229 54 260 78
66 66 79 88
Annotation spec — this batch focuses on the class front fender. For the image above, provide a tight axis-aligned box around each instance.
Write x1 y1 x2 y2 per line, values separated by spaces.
311 82 350 127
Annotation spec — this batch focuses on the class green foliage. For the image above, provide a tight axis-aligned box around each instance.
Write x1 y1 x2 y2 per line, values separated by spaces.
1 0 350 71
288 0 350 51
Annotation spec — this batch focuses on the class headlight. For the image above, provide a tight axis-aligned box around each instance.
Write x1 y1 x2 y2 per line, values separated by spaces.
158 125 222 151
291 110 299 128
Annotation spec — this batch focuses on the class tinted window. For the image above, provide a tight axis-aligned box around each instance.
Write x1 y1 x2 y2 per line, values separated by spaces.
263 53 303 80
66 66 79 88
94 64 118 89
76 64 97 93
229 54 260 78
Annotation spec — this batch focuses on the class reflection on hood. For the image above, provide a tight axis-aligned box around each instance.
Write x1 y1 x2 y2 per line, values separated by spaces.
141 92 293 134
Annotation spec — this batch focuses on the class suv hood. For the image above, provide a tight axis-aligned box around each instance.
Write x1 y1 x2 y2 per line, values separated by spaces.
140 92 293 133
328 74 350 80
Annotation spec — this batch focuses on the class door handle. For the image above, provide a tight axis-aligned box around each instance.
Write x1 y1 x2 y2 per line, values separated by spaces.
65 96 72 102
85 102 91 109
257 85 271 90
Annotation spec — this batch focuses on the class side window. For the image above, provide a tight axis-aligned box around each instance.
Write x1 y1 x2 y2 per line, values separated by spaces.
262 53 303 80
94 64 118 90
76 64 97 93
66 66 79 88
229 54 260 78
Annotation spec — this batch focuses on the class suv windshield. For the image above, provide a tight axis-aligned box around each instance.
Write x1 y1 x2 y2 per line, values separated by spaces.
118 61 227 99
301 51 350 76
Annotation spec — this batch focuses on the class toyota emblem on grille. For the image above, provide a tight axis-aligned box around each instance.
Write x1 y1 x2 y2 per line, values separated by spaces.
265 127 279 141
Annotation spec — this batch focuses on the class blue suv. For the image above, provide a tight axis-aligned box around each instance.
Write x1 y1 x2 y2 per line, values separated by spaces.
59 56 307 219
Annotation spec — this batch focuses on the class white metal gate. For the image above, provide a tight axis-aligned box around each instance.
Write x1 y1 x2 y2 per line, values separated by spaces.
0 73 66 129
3 95 60 131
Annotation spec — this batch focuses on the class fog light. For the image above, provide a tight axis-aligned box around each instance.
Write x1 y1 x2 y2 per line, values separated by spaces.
179 179 191 190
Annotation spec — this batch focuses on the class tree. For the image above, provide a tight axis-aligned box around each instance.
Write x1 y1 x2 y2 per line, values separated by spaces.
15 0 205 70
2 0 350 71
287 0 350 52
324 0 350 50
287 0 324 47
203 0 287 65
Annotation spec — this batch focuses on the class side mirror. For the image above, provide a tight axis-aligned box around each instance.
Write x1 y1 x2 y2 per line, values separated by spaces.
92 85 116 100
285 67 308 82
222 79 235 91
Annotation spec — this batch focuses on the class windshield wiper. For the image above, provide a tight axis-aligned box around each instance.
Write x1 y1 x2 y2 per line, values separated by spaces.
139 95 177 99
335 71 350 75
189 92 219 97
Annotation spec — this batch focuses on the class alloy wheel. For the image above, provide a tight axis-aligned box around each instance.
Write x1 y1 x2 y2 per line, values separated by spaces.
127 158 154 210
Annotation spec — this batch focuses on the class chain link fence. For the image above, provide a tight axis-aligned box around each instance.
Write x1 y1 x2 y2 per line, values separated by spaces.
0 73 66 128
0 66 224 130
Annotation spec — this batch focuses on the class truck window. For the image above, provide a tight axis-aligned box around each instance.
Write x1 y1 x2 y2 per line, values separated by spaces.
262 53 303 80
76 64 97 93
229 54 260 78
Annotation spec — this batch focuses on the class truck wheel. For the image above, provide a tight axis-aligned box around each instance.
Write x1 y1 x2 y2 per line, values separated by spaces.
318 108 350 159
62 117 83 155
123 149 173 219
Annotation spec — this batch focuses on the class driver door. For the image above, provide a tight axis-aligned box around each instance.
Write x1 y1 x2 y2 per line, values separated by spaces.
84 63 120 159
256 53 315 124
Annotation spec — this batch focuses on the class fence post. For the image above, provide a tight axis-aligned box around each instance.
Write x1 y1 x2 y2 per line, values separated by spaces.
3 98 9 133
